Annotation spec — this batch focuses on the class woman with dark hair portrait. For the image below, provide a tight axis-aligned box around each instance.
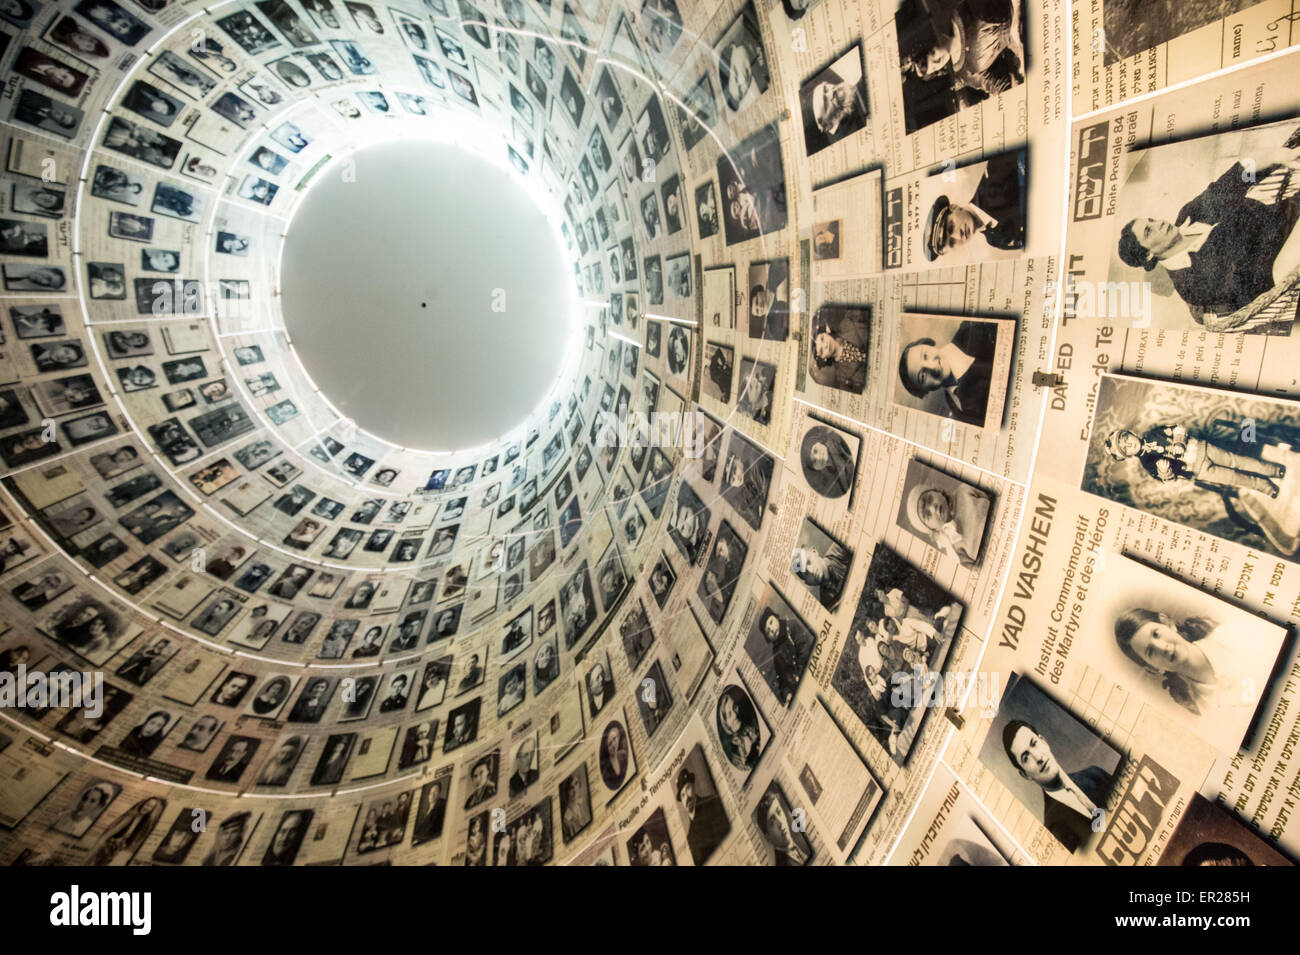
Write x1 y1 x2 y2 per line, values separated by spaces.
1113 607 1235 715
250 676 291 715
599 720 629 788
465 812 488 866
118 709 170 757
89 797 165 865
667 325 689 375
800 425 855 497
716 685 761 770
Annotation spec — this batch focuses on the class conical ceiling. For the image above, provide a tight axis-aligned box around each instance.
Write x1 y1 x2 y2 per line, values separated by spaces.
0 0 1297 870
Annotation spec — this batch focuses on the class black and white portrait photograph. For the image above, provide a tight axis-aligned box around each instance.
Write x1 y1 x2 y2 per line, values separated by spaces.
831 543 964 764
808 304 869 394
800 43 868 154
714 1 770 114
697 519 746 624
896 458 992 568
790 517 851 611
627 806 675 866
716 122 787 244
914 148 1027 265
978 674 1122 854
746 259 789 341
1108 119 1300 331
668 480 710 565
598 717 634 792
444 697 481 753
12 89 85 141
637 658 674 738
702 341 734 404
719 430 772 531
713 676 768 779
674 743 731 865
894 0 1026 134
735 357 775 425
1082 375 1300 561
894 312 1014 429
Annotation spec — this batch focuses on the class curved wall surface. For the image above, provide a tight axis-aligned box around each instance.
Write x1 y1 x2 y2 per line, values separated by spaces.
0 0 1296 867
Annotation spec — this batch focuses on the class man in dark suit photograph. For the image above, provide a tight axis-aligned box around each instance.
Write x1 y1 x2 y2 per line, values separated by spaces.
1116 159 1300 325
1001 719 1111 852
924 149 1026 259
206 736 256 783
676 763 730 864
412 779 447 844
508 736 539 797
898 319 1001 426
261 809 311 866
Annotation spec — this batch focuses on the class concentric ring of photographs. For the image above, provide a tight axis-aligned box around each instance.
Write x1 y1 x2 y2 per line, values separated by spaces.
978 674 1123 854
894 0 1027 136
799 42 868 155
1082 375 1300 562
893 312 1015 430
830 542 964 764
895 458 993 569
